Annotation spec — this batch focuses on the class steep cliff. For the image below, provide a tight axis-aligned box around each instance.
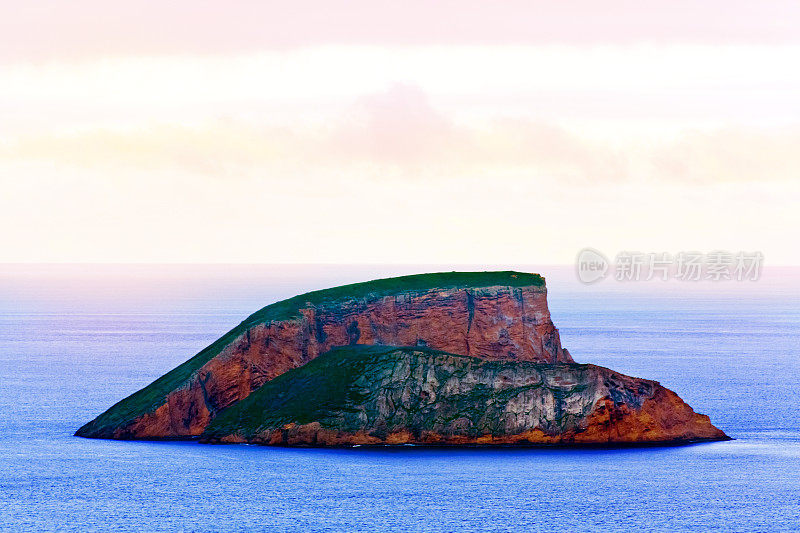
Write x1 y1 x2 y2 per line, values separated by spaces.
201 345 728 446
77 271 571 440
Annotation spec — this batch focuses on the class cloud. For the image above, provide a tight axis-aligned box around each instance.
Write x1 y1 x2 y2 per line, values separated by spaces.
3 86 799 187
329 86 629 182
333 84 462 167
650 128 800 183
470 119 629 183
2 122 307 178
3 1 800 62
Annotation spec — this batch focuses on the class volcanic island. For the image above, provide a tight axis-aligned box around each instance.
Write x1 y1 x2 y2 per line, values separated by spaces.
77 271 728 447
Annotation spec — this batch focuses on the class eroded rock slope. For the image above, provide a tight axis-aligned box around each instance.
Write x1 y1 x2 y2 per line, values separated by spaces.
201 346 728 446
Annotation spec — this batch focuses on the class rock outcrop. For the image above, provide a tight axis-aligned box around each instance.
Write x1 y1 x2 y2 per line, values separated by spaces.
76 272 571 440
76 270 728 446
201 346 728 446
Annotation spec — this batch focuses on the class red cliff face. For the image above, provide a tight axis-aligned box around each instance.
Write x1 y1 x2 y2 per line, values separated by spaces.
85 282 572 440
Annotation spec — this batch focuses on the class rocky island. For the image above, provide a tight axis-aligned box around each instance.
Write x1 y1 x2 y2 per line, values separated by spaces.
77 271 728 446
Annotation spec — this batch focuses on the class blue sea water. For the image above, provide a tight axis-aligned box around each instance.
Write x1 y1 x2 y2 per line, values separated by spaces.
1 265 799 532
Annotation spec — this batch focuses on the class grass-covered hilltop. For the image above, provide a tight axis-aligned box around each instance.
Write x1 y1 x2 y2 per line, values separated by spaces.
77 271 728 446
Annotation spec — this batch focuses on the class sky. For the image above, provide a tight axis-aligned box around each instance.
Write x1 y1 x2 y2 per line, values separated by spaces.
1 1 799 264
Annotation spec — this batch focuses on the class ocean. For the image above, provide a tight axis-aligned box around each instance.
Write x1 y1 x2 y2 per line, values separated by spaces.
1 265 799 532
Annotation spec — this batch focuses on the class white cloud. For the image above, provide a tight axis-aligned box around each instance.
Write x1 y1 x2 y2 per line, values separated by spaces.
3 87 798 186
2 45 799 263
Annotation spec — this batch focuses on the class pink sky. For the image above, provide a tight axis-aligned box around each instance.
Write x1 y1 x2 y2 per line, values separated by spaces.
3 1 800 60
0 3 798 264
